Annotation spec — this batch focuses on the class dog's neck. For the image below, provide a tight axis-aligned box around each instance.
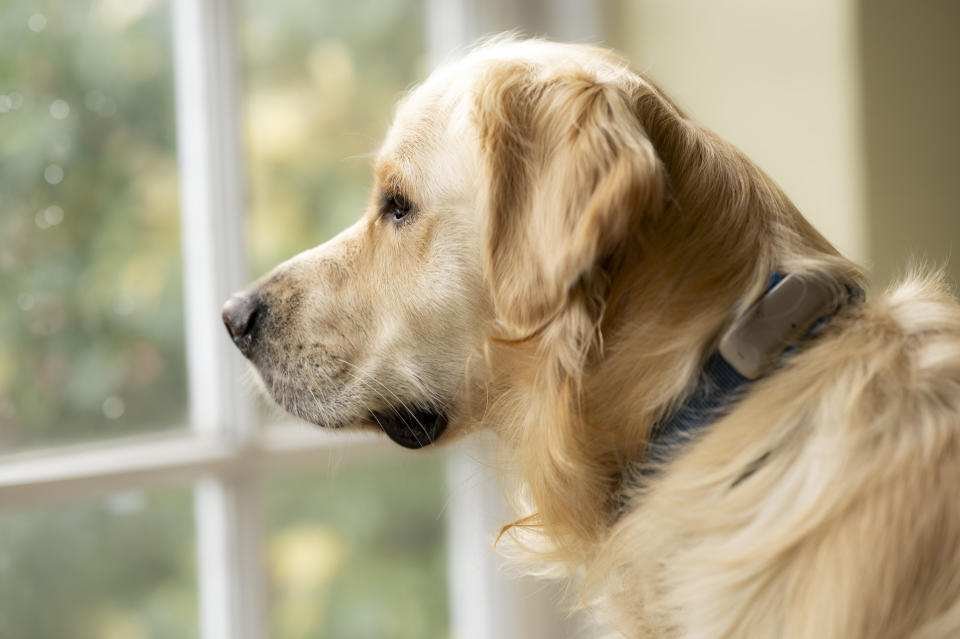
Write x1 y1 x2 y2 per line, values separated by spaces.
583 102 866 465
487 97 865 564
641 272 864 469
586 250 862 460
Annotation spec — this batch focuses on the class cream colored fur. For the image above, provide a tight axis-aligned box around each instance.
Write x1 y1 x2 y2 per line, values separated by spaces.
237 38 960 638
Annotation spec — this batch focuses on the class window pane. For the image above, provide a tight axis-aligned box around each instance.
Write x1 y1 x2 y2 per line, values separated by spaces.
0 489 197 639
0 1 186 451
242 0 428 275
266 455 449 639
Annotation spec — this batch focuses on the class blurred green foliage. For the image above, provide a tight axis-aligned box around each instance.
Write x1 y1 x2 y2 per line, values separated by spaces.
0 0 186 451
0 457 449 639
242 0 429 275
0 490 198 639
267 456 449 639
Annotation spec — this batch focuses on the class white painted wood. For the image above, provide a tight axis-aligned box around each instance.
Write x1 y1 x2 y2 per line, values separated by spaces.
171 0 251 438
171 0 264 637
0 431 232 508
194 476 265 639
0 424 395 508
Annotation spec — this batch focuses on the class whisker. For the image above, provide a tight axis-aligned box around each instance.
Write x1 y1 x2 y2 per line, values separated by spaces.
336 358 431 445
337 364 410 426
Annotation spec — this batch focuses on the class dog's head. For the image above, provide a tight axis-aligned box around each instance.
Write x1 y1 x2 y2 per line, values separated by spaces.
223 39 667 449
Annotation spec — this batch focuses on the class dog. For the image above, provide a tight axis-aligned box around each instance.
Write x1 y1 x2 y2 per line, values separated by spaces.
222 38 960 638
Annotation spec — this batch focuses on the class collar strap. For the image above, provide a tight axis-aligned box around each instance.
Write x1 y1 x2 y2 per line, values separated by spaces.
645 272 863 461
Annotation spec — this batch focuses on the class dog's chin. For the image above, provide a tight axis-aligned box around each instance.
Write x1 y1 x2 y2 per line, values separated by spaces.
249 367 449 449
366 406 448 449
307 406 449 449
279 394 449 450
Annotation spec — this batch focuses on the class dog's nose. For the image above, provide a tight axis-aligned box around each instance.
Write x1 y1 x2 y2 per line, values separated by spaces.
222 294 262 355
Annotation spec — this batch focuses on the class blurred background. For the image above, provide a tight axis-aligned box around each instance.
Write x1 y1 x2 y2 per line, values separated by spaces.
0 1 956 638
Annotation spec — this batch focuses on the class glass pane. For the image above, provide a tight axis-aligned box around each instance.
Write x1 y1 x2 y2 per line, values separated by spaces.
266 456 449 639
0 489 197 639
0 2 186 451
242 0 428 275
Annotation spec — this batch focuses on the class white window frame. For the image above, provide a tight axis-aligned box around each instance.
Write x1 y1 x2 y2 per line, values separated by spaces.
0 2 602 638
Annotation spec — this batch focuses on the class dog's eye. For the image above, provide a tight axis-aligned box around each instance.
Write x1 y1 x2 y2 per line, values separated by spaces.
382 192 413 223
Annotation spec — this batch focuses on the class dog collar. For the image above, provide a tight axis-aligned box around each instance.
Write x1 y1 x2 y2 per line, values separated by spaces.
643 272 863 464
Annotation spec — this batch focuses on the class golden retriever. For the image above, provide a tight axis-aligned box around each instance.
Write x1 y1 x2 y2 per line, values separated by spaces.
223 38 960 638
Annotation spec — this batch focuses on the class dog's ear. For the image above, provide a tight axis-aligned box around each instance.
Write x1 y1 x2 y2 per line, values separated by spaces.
476 63 665 333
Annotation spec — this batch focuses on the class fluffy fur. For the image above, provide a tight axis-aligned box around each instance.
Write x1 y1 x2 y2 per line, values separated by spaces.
230 38 960 638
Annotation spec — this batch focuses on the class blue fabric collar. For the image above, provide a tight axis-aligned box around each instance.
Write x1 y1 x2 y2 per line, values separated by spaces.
644 351 751 463
642 273 862 468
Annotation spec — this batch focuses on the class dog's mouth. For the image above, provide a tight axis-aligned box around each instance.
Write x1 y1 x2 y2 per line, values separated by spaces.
248 359 450 449
368 405 448 449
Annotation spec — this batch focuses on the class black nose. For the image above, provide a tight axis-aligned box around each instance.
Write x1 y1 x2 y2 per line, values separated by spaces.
222 294 262 355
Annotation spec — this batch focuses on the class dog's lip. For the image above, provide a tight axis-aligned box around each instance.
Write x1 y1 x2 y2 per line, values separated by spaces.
368 405 448 449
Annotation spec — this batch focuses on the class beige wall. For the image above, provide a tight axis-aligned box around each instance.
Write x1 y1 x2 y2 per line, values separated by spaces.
859 0 960 287
607 0 959 289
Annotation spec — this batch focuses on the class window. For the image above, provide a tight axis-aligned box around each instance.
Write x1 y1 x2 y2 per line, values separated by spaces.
0 2 600 638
